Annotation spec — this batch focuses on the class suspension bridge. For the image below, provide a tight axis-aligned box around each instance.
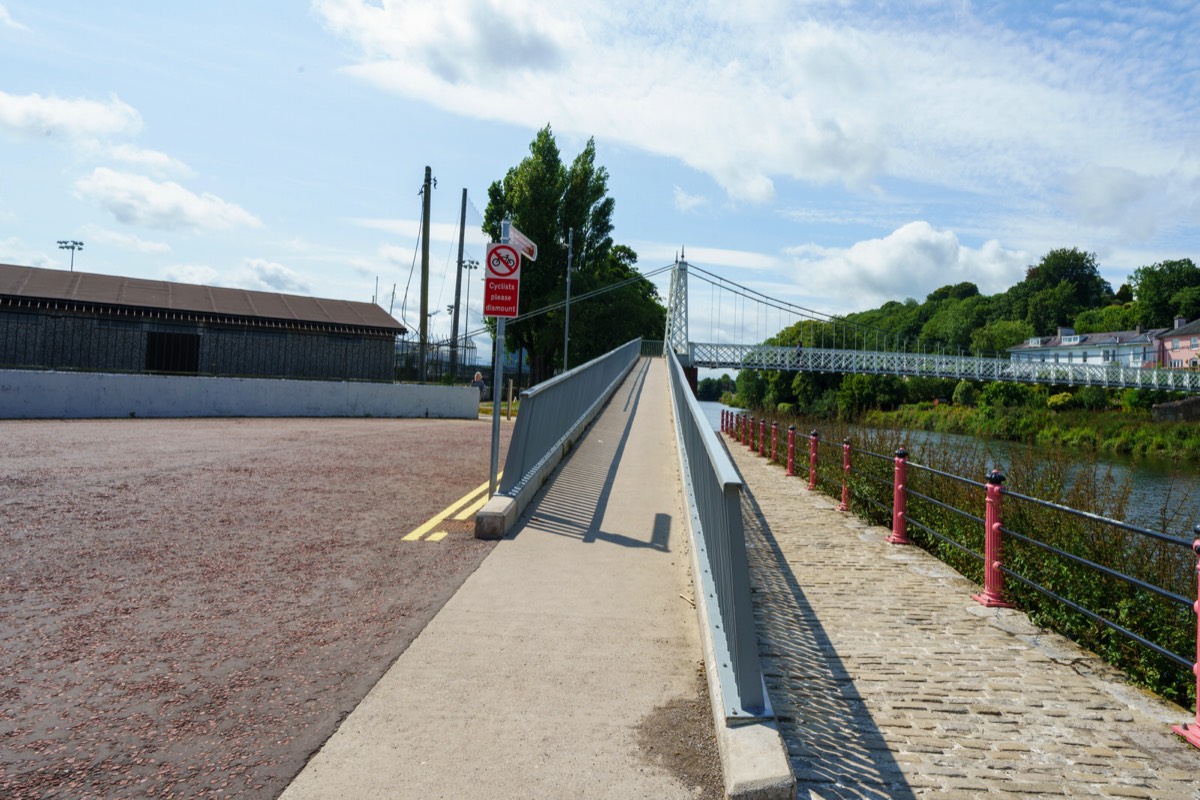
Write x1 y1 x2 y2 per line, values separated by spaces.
663 258 1200 394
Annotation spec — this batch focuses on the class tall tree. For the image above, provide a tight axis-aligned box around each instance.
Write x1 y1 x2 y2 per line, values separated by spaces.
1130 258 1200 328
483 126 663 384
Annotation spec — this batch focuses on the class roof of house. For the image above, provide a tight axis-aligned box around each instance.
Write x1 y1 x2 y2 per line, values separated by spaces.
1008 327 1166 352
0 263 406 335
1161 317 1200 338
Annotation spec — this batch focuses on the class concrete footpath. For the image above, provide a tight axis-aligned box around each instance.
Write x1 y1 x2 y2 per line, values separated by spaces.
726 439 1200 799
281 358 712 799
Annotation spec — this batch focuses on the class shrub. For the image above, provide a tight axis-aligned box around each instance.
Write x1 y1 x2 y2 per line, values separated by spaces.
952 380 977 407
1047 392 1076 411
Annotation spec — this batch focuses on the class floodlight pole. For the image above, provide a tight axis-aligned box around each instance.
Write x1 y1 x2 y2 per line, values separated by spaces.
419 166 432 382
57 240 83 271
450 188 467 380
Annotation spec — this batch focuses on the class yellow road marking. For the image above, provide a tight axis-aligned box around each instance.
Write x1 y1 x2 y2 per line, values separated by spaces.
402 474 502 541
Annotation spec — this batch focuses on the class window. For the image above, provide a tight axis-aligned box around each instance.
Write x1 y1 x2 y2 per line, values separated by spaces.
1172 339 1180 350
1192 337 1198 349
145 331 200 374
1062 335 1080 344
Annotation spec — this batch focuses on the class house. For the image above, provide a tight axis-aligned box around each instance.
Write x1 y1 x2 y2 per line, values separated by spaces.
0 263 406 382
1008 325 1165 368
1156 316 1200 369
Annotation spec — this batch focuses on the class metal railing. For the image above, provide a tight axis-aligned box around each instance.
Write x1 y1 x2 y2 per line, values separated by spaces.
668 352 769 721
498 339 641 498
693 343 1200 394
725 410 1200 739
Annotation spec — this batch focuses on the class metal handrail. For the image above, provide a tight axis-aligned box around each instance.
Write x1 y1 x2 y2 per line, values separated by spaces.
667 352 769 721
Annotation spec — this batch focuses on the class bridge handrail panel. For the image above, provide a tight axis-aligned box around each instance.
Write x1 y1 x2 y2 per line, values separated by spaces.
499 339 641 496
666 350 768 720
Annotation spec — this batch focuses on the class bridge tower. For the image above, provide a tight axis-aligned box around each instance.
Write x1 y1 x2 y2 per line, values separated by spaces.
665 255 690 366
665 255 699 393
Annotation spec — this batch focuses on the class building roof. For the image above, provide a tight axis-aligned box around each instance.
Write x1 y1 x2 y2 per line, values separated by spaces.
1008 327 1165 352
1161 317 1200 338
0 263 406 335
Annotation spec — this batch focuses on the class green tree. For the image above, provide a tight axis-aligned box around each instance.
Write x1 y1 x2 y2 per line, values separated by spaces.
919 295 990 350
736 369 765 407
1130 259 1200 328
970 319 1035 355
1074 303 1140 333
484 126 660 384
1171 286 1200 321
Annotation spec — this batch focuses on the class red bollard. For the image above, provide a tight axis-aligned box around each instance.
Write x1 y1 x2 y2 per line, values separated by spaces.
973 469 1012 607
807 430 819 491
722 409 727 434
887 448 911 544
1172 525 1200 748
786 425 796 477
838 437 851 512
771 422 779 463
739 414 746 444
748 416 756 452
758 418 767 457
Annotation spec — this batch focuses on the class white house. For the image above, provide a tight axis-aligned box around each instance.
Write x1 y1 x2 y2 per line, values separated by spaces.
1008 326 1166 368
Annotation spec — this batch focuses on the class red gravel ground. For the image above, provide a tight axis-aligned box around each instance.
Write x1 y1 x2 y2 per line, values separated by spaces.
0 416 510 799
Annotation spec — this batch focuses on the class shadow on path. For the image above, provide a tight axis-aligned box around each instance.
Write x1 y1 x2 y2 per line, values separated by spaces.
514 358 669 551
740 487 917 800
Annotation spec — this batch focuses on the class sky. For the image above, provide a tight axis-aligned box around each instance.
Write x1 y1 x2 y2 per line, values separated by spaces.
2 1 1199 353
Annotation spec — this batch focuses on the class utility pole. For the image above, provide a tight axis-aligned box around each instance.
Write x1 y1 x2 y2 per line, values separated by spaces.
450 188 467 381
563 228 574 371
419 167 432 382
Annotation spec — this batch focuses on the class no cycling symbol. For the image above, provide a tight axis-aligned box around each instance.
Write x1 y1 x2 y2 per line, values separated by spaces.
486 243 521 279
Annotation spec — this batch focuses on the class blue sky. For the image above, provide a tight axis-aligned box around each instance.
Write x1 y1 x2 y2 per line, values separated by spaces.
2 1 1198 350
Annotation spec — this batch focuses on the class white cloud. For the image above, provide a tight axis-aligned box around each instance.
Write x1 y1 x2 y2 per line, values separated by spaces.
237 258 311 293
0 4 28 31
74 168 262 231
79 224 171 254
0 236 54 268
162 264 221 286
673 186 707 214
106 144 193 177
0 91 141 139
349 216 487 247
785 222 1028 311
315 1 1199 226
162 259 312 295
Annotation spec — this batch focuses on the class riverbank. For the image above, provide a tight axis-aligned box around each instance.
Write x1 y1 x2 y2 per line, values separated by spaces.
863 403 1200 462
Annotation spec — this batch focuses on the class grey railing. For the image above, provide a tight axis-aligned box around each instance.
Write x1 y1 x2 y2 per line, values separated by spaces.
690 343 1200 394
666 349 770 721
498 338 641 499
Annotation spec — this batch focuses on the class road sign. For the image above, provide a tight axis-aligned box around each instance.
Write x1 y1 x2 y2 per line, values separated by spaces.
508 225 538 262
484 243 521 318
486 243 521 279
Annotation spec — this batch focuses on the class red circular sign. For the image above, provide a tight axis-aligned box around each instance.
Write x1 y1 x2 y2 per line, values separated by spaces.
487 244 520 278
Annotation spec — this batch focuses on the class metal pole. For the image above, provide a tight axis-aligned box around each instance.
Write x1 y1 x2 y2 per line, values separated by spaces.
419 166 432 382
786 425 796 477
450 188 467 380
838 438 852 512
564 228 573 371
488 220 510 499
973 470 1013 607
808 430 819 490
888 448 910 544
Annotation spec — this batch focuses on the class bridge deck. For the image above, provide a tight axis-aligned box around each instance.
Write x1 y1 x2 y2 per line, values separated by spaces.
689 343 1200 393
725 439 1198 798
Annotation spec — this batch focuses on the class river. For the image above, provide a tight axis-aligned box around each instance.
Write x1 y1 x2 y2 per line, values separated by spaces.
699 401 1200 535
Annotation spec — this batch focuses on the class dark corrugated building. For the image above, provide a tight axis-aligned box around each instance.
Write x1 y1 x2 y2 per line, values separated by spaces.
0 263 406 381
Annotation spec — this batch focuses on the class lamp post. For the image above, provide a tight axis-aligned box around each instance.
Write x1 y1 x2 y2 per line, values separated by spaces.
57 240 83 271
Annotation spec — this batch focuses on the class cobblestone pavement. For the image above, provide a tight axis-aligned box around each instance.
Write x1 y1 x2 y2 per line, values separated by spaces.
725 441 1200 800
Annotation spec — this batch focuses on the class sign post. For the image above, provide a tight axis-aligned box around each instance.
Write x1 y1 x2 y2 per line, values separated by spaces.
487 221 523 498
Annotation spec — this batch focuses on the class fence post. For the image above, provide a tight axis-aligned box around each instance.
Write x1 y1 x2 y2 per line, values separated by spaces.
887 448 910 544
807 430 819 491
758 418 767 457
838 437 851 512
972 469 1013 607
771 422 778 463
738 413 745 444
748 416 756 452
786 425 796 477
1171 525 1200 748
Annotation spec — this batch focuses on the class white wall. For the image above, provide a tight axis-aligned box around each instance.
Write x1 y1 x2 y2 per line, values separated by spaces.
0 370 479 419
